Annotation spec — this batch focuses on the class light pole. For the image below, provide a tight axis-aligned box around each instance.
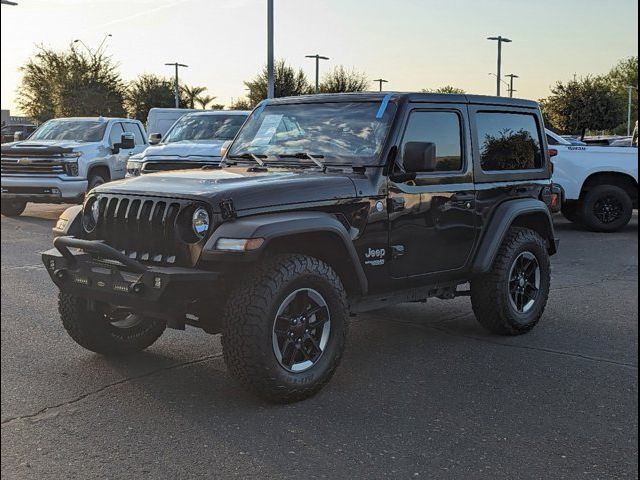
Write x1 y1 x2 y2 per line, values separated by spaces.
374 79 389 92
306 54 330 94
97 34 113 54
1 1 18 5
74 34 112 56
505 74 519 98
267 0 275 99
627 86 638 136
165 62 188 108
487 36 512 96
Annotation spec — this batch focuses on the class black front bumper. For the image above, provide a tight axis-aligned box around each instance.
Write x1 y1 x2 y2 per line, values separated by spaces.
42 236 219 319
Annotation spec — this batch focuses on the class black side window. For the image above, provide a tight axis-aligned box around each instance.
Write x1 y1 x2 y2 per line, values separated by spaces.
400 111 463 172
476 112 543 171
123 123 145 145
546 134 559 146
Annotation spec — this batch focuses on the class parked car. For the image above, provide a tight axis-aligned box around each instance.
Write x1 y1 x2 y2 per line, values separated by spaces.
126 110 249 176
559 135 587 146
1 123 37 143
146 108 196 138
1 117 148 217
547 129 638 231
44 93 559 402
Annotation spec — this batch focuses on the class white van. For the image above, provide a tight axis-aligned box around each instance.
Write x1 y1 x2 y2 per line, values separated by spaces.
146 108 196 138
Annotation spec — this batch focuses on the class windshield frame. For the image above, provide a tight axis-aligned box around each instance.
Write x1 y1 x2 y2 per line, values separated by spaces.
227 100 398 167
28 119 108 143
162 113 249 144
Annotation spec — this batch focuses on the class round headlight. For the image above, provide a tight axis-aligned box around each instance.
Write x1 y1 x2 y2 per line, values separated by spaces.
83 198 100 233
91 200 100 223
192 208 210 237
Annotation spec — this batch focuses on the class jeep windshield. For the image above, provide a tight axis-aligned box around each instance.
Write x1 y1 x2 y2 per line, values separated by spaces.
227 101 397 166
163 114 247 143
29 120 107 142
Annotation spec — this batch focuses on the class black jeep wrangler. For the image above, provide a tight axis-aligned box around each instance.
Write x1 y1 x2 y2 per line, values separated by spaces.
42 93 559 402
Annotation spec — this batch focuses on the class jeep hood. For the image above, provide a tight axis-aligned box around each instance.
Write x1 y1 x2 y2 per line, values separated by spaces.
141 141 225 159
96 167 358 212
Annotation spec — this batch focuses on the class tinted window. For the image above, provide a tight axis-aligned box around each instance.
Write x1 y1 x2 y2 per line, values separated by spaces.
477 113 543 171
546 134 559 146
123 123 145 145
400 111 463 172
109 123 124 145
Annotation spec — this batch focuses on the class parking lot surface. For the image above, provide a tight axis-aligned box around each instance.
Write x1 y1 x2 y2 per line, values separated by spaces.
1 204 638 480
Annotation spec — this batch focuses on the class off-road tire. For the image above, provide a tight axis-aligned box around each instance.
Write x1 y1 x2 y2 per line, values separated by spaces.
1 199 27 217
222 254 348 403
580 185 633 232
59 293 166 355
470 227 551 336
561 202 582 224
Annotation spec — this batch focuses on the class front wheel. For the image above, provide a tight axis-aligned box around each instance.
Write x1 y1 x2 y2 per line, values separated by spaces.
1 199 27 217
470 227 551 336
222 254 348 403
59 293 166 355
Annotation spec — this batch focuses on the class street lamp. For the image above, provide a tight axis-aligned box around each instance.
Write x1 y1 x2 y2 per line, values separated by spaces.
73 34 112 56
505 74 519 98
267 0 275 99
1 1 18 5
306 54 330 94
97 34 113 54
487 36 512 96
165 62 189 108
627 86 638 136
374 78 389 92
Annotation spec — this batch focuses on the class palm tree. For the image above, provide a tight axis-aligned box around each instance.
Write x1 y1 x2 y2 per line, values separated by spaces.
196 94 216 109
181 85 207 109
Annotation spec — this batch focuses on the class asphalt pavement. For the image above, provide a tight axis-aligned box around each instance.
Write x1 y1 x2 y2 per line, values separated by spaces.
1 204 638 480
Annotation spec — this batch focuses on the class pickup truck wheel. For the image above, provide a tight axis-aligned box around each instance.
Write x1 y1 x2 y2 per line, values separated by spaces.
581 185 633 232
1 199 27 217
59 293 166 355
222 254 348 403
88 173 107 190
470 227 551 336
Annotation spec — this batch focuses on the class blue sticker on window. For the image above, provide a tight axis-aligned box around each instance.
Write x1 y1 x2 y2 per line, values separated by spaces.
376 94 392 119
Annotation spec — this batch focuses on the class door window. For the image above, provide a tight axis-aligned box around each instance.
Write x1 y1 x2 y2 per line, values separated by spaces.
123 123 145 145
109 123 124 146
476 113 543 171
400 111 463 172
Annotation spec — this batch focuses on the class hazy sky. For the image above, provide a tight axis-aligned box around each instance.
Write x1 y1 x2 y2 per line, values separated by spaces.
1 0 637 114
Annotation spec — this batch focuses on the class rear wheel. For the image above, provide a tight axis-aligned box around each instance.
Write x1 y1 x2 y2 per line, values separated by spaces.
1 199 27 217
471 227 551 336
59 293 166 355
561 202 582 224
222 254 348 403
580 185 633 232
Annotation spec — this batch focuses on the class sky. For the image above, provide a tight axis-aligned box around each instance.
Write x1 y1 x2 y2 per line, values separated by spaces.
1 0 638 114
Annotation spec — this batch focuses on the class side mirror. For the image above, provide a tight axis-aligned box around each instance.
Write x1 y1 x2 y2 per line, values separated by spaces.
148 133 162 145
13 131 23 142
403 142 437 173
120 132 135 150
220 140 233 158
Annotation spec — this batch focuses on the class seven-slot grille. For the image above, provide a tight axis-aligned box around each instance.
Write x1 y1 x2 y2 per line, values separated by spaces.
88 194 196 267
1 153 68 175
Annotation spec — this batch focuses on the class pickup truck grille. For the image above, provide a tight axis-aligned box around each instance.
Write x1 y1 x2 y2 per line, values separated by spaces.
1 155 67 175
87 194 200 267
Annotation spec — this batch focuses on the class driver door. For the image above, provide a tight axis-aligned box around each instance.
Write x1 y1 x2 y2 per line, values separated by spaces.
388 106 478 279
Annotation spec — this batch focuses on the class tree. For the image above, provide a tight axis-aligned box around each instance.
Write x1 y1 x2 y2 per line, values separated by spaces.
125 74 181 121
209 103 226 111
320 66 369 93
539 75 625 138
422 85 466 94
17 44 126 123
605 56 638 132
195 94 216 109
181 85 208 109
244 60 312 107
229 98 253 110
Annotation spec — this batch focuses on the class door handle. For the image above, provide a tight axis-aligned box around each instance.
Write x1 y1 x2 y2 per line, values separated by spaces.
451 193 475 209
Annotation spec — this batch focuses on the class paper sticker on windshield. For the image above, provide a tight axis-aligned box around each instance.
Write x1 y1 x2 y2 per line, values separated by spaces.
250 114 283 146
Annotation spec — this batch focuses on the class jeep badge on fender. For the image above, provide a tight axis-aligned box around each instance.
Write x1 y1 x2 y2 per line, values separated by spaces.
42 92 559 403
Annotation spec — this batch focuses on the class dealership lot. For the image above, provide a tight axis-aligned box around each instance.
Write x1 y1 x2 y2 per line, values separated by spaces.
1 204 637 479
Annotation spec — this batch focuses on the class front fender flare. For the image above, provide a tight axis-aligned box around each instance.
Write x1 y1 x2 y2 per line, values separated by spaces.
201 211 368 294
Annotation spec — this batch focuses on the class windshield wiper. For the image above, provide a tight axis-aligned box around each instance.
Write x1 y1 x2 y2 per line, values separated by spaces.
227 153 267 167
278 153 325 170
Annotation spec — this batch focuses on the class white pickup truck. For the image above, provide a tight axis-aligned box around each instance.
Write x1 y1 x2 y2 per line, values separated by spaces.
1 117 148 216
547 129 638 232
